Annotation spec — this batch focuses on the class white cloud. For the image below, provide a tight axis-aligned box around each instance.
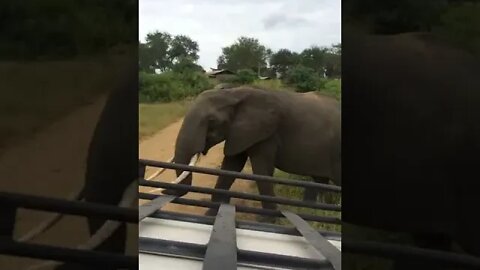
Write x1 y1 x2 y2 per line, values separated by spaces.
139 0 341 70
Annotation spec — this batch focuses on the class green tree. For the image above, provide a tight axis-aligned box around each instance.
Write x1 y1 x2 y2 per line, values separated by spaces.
139 31 200 73
217 37 272 73
143 31 172 72
324 43 341 78
299 46 329 76
284 65 322 92
270 49 300 78
169 35 200 64
171 56 204 74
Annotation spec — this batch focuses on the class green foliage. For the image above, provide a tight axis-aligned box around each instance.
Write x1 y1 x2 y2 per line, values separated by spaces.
284 65 323 92
139 71 214 103
270 49 300 78
319 79 342 101
171 57 205 74
435 2 480 55
273 170 341 232
299 46 328 75
139 101 190 140
139 31 200 73
234 69 257 84
0 0 137 60
217 37 272 73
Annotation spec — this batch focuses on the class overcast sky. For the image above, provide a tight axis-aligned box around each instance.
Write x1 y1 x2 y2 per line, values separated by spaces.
139 0 341 70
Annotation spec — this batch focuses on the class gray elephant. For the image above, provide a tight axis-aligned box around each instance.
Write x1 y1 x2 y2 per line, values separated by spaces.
162 86 341 214
343 28 480 269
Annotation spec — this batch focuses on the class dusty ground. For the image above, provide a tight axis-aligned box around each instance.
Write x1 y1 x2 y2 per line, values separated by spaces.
139 118 258 216
0 95 137 269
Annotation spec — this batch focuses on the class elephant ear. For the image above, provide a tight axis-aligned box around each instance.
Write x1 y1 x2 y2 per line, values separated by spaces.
224 96 280 156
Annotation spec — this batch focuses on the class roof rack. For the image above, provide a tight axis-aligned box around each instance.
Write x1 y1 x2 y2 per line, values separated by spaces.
139 159 342 270
0 190 137 269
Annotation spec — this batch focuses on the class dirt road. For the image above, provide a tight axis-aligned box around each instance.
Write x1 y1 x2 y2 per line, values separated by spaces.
0 95 137 269
139 118 258 216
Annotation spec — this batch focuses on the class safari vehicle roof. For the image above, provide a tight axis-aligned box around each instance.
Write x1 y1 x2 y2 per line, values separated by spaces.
139 216 341 270
138 159 342 270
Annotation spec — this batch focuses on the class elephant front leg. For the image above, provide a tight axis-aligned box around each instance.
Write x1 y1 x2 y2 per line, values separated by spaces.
205 153 248 216
248 140 278 212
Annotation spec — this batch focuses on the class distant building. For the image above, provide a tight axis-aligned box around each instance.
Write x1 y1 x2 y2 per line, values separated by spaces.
205 68 235 78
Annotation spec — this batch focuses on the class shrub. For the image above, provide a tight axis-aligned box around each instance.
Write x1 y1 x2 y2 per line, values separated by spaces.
319 79 341 101
283 65 322 92
235 69 257 84
139 70 214 102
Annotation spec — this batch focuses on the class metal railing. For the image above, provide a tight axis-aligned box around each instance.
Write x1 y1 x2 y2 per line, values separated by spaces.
0 188 138 269
138 158 342 270
139 158 480 270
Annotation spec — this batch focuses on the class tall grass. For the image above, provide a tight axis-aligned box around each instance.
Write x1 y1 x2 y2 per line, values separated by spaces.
139 101 191 140
273 170 341 232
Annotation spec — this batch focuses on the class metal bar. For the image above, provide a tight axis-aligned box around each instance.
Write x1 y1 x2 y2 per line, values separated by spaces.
0 192 137 223
148 210 342 240
0 240 137 268
139 237 332 270
139 163 146 178
0 204 17 239
139 195 176 221
283 211 342 270
203 204 237 270
140 179 341 211
343 240 480 269
139 192 341 224
139 159 341 192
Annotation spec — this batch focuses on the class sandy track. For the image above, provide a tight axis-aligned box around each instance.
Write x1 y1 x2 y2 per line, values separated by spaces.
0 95 137 269
139 118 257 216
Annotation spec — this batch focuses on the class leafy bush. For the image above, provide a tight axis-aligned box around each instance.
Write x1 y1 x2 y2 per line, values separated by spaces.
319 79 341 101
283 65 322 92
139 70 214 102
235 69 257 84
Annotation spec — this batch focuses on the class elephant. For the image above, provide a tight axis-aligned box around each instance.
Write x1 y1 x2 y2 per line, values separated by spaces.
0 71 138 270
342 28 480 269
56 72 138 269
162 86 341 214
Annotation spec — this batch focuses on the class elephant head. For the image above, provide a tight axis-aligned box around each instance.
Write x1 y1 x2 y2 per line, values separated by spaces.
162 87 282 196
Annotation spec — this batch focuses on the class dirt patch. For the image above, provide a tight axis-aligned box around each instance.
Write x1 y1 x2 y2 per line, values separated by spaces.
139 118 258 216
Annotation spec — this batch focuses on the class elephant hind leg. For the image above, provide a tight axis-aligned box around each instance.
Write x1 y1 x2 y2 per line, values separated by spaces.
304 176 330 202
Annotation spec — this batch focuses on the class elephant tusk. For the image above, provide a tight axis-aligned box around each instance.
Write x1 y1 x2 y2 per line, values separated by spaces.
148 153 200 193
145 156 174 180
172 153 199 184
27 180 138 270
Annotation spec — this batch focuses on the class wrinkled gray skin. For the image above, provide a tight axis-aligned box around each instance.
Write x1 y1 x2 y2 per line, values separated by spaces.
162 87 341 213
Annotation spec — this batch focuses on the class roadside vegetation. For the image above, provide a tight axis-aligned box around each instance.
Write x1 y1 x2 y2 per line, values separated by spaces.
139 31 341 232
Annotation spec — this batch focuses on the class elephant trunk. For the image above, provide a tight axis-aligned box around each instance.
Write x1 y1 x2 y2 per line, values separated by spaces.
162 112 206 196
